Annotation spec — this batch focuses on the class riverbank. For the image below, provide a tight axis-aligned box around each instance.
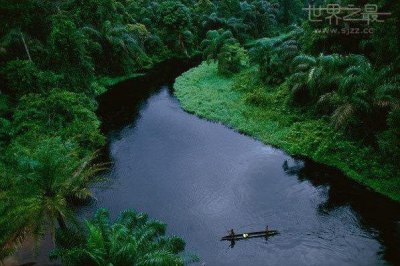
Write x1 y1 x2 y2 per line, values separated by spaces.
174 62 400 202
98 73 145 87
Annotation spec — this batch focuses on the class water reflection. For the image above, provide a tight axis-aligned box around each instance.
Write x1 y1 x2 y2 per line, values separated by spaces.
282 159 400 263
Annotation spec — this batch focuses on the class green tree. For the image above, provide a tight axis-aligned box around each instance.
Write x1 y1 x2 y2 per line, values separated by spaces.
289 53 390 140
0 138 104 257
239 0 278 38
194 0 215 15
156 0 193 55
51 208 196 266
200 13 228 36
75 0 123 28
288 53 354 104
12 89 105 152
331 57 375 131
82 20 149 75
225 17 249 42
48 14 94 93
127 23 150 48
251 33 300 84
1 60 61 98
218 0 241 18
218 42 248 75
201 29 236 62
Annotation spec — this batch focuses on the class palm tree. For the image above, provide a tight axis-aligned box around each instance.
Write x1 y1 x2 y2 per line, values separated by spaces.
290 53 377 131
289 53 370 107
200 29 236 62
329 57 374 130
250 31 300 84
51 208 197 266
287 54 316 103
82 20 149 74
0 137 105 256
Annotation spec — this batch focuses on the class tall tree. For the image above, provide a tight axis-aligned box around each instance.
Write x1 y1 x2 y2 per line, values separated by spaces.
201 29 236 61
156 0 193 55
48 14 94 93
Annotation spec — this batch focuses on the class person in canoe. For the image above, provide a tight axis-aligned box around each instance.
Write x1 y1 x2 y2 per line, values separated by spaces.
265 225 269 239
229 229 236 248
230 229 235 238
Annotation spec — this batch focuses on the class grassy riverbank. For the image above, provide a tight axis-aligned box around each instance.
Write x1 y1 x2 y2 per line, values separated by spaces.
174 62 400 202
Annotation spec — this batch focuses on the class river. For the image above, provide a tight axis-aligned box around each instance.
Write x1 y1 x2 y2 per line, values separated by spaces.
12 59 400 265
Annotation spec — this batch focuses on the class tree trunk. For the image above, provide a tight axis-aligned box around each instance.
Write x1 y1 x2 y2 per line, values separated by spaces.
57 212 67 231
19 31 32 62
178 33 189 57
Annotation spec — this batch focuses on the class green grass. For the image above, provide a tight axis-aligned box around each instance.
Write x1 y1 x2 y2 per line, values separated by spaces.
174 62 400 202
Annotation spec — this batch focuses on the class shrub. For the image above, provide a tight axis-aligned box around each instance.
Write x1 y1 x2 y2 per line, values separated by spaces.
217 42 248 75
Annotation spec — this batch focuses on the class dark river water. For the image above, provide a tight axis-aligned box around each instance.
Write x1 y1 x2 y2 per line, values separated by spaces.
11 59 400 266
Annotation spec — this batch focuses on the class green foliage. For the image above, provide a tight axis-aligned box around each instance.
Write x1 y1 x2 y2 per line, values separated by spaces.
158 1 192 31
48 14 94 93
0 137 104 257
287 52 400 143
276 0 303 25
200 29 247 75
239 0 278 38
12 89 104 152
378 105 400 164
81 14 154 75
127 23 150 48
1 60 61 98
244 87 268 106
217 42 248 75
156 0 193 55
194 0 215 15
0 117 11 149
250 32 300 84
75 0 122 29
201 29 236 62
51 208 194 266
218 0 241 18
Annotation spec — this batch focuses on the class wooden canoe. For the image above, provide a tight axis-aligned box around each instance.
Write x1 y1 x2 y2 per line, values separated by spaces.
221 230 279 241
